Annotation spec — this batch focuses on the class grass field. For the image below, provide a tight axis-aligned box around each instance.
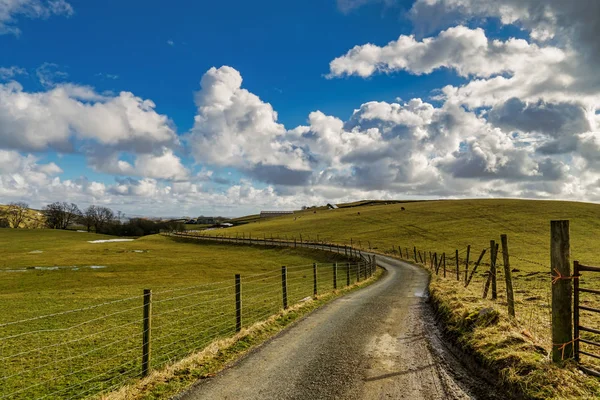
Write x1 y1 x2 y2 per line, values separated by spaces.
211 198 600 397
0 229 359 399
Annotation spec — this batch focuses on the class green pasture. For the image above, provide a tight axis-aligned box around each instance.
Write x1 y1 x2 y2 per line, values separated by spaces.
0 229 357 399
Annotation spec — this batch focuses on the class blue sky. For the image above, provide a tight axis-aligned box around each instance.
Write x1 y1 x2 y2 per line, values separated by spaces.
1 0 599 216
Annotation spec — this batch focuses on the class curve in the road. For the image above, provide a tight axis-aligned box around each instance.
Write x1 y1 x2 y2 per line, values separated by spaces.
174 251 498 400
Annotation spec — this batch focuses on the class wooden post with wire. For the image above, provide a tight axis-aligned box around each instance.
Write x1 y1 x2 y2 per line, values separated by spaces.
501 234 515 317
443 253 446 278
235 274 242 332
573 260 580 362
282 266 288 310
465 245 471 284
142 288 152 378
333 262 338 289
491 240 498 300
313 263 318 297
414 246 417 262
455 249 459 281
465 249 487 288
551 220 573 362
346 262 351 286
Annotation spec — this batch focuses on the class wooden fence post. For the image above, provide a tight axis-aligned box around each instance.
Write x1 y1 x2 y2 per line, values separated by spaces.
465 245 471 284
373 255 377 276
235 274 242 332
333 262 338 289
551 220 573 362
434 253 438 274
491 241 498 300
346 262 351 286
455 249 459 281
501 234 515 317
574 260 580 362
443 253 446 278
313 263 318 297
142 289 152 378
465 249 487 287
414 246 417 262
282 266 288 310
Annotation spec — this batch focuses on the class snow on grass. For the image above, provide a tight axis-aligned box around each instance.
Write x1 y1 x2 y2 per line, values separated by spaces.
87 239 134 244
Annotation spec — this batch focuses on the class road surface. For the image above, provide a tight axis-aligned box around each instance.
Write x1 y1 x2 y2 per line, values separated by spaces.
175 251 498 400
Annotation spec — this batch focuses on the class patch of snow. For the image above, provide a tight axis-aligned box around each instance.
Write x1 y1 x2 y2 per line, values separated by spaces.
34 266 59 270
28 250 43 254
88 239 134 244
77 230 87 233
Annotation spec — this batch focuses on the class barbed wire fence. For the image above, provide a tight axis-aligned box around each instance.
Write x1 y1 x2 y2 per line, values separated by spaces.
0 235 376 400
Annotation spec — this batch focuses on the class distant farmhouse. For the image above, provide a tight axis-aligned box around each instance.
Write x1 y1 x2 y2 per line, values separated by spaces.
260 211 294 219
327 203 338 209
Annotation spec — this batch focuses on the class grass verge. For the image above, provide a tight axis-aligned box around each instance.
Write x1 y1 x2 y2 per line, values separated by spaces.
100 267 384 400
428 271 600 399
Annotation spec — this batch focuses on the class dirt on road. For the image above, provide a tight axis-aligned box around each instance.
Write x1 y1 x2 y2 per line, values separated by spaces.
176 255 501 400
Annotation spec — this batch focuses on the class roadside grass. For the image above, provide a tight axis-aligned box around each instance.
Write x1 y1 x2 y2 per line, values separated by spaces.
429 276 600 399
100 268 384 400
0 229 353 399
216 198 600 397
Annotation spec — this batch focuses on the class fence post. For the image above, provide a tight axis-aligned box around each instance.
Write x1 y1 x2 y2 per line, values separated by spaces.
491 240 498 300
501 234 515 317
551 220 573 362
414 246 417 262
443 253 446 278
346 262 351 286
465 249 487 287
574 260 580 362
313 263 318 297
142 289 152 378
282 266 288 310
333 262 338 289
455 249 459 281
235 274 242 332
465 245 471 284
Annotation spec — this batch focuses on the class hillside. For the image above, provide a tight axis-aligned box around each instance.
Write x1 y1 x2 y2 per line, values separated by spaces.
0 205 45 228
223 198 600 267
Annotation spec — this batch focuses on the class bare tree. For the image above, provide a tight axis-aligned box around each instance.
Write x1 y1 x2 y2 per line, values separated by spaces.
62 203 81 229
82 205 115 233
43 202 81 229
7 202 28 229
82 205 97 232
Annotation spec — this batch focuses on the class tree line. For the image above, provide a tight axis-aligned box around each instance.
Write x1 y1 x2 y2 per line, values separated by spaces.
1 202 184 236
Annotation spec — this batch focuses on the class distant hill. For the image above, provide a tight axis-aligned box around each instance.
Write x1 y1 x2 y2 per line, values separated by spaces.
0 205 46 229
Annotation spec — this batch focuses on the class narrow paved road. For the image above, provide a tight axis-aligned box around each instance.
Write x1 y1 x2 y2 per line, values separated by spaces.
176 251 497 400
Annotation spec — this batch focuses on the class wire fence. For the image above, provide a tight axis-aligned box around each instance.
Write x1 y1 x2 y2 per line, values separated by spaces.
0 239 375 400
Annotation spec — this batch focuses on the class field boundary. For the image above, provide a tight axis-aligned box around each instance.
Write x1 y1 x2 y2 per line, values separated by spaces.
1 234 377 400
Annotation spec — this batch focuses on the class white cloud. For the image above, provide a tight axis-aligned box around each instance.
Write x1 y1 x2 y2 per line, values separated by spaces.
328 26 565 79
188 66 310 173
0 81 178 153
0 0 73 35
0 65 26 80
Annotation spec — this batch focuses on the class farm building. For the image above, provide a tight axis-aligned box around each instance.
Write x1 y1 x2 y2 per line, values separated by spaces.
327 203 338 209
260 211 294 219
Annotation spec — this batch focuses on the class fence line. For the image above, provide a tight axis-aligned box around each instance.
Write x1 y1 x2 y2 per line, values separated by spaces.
1 236 376 400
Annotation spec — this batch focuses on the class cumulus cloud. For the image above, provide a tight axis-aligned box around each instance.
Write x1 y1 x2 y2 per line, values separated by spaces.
0 0 73 35
187 66 310 173
328 26 565 79
0 81 178 153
